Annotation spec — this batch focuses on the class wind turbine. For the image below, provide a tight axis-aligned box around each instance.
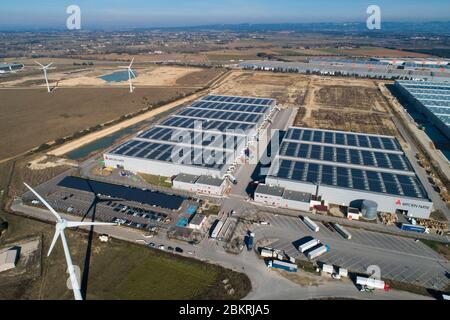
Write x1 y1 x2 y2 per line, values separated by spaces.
24 183 116 300
34 61 53 92
119 57 136 93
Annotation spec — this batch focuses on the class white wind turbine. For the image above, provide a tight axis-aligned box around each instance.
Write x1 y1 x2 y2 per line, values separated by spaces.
24 183 116 300
119 57 136 93
34 61 53 92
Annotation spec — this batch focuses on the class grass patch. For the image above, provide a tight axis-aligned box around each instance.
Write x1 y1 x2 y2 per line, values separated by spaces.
202 205 220 216
430 210 448 222
420 239 450 260
139 173 172 188
296 259 317 274
0 212 251 300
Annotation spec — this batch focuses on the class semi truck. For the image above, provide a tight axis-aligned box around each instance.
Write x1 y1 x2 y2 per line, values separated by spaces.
401 223 427 233
307 244 330 260
245 232 255 251
268 260 298 272
298 238 321 253
334 223 352 240
303 216 320 232
356 276 390 291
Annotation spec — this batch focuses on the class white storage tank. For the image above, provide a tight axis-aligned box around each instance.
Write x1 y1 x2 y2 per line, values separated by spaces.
361 200 378 220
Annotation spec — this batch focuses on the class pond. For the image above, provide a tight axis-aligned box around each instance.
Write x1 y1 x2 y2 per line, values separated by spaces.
100 70 137 83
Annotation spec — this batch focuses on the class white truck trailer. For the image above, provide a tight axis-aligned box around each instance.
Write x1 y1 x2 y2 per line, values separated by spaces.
307 244 330 260
356 276 390 291
334 223 352 240
210 220 224 239
303 216 319 232
298 238 321 253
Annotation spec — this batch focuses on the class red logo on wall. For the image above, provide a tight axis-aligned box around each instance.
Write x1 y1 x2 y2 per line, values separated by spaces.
395 199 401 205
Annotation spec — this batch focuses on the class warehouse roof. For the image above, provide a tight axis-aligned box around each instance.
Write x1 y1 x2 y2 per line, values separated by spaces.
189 213 206 225
267 127 429 200
0 248 18 271
196 175 224 187
282 190 311 203
173 173 199 184
255 184 284 197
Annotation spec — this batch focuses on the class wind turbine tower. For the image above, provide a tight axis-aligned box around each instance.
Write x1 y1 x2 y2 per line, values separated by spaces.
24 183 117 300
35 61 53 93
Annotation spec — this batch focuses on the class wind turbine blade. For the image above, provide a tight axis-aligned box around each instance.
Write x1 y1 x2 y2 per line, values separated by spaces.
66 221 117 228
128 57 134 68
34 61 44 68
23 183 62 222
129 69 136 78
47 229 61 256
44 62 53 69
59 230 83 300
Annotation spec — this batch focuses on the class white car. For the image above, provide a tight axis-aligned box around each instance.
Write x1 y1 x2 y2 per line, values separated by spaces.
158 245 165 250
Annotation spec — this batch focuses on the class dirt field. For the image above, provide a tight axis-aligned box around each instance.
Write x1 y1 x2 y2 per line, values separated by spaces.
0 212 250 300
292 75 402 139
1 65 216 89
0 87 195 160
212 71 310 106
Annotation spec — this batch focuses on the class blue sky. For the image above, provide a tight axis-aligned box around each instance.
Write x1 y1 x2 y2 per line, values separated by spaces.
1 0 449 29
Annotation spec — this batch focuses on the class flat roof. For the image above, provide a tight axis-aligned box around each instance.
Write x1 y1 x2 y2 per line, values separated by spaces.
196 175 224 187
396 80 450 127
58 176 185 210
174 173 199 184
189 213 206 225
0 249 18 265
268 127 429 201
282 190 311 203
255 184 284 197
201 94 275 106
107 139 232 171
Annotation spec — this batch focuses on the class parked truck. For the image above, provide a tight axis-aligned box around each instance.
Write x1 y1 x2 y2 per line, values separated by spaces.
400 223 427 233
298 238 321 253
210 220 224 239
245 232 255 251
268 260 298 272
356 276 390 291
334 223 352 240
307 244 330 260
260 248 275 258
303 216 320 232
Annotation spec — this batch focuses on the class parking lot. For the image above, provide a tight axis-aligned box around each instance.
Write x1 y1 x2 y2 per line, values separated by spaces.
255 213 450 290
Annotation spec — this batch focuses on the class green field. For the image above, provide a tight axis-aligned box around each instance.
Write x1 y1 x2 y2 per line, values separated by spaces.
0 212 250 300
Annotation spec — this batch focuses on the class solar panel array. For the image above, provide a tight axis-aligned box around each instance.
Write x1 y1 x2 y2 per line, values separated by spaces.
137 126 244 151
107 95 273 171
397 80 450 126
269 127 428 199
201 95 275 106
110 139 232 170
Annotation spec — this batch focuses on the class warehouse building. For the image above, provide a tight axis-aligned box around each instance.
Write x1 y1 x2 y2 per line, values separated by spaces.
254 184 312 211
0 63 24 73
172 173 199 192
195 176 227 196
0 248 18 273
394 80 450 140
189 214 207 230
265 127 433 219
104 94 275 178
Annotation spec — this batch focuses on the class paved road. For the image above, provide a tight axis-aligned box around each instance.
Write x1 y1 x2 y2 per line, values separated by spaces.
11 202 433 300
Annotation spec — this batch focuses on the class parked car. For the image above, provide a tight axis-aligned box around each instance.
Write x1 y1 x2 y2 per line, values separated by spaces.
175 247 183 253
148 242 156 247
158 245 165 250
167 246 174 252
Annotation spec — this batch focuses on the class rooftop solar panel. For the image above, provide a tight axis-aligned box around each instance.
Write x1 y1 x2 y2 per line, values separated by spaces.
201 95 275 106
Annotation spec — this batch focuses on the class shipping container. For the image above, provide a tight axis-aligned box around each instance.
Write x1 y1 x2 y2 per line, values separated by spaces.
307 244 330 260
322 264 334 274
298 238 321 253
356 276 390 291
303 216 320 232
268 260 298 272
401 223 426 233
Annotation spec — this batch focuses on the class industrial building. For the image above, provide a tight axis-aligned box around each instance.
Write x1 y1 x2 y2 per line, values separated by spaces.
188 214 207 230
0 248 18 273
239 60 450 82
172 173 227 195
104 94 275 178
254 184 312 211
0 63 24 73
264 127 433 219
394 80 450 140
